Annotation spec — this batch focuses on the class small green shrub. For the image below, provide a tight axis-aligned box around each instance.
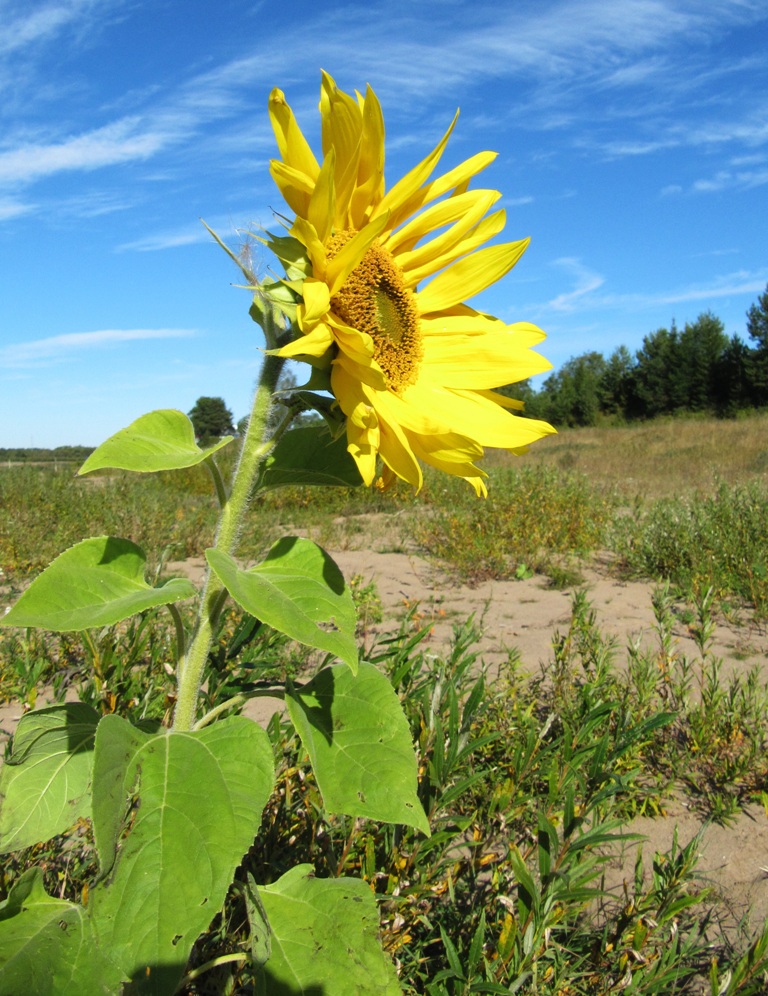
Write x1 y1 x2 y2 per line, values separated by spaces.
410 465 618 583
612 480 768 614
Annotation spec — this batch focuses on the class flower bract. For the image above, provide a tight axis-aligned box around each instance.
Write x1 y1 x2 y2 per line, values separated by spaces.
267 71 555 495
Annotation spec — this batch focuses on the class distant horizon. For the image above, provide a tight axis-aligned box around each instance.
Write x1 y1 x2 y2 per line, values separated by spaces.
2 0 766 448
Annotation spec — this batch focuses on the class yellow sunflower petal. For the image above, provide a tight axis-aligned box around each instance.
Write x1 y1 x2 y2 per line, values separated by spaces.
383 188 499 256
320 72 364 225
382 151 497 235
416 239 529 314
401 384 553 450
370 111 459 228
307 150 336 244
419 312 509 337
420 334 552 388
407 433 488 497
400 210 507 288
289 217 327 275
274 324 333 360
451 389 556 447
325 211 390 295
298 278 331 327
269 88 319 182
334 349 387 391
345 405 379 486
270 160 315 219
350 84 385 227
474 389 525 410
377 417 423 491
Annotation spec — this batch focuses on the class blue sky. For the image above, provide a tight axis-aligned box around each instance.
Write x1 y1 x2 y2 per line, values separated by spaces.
1 0 767 448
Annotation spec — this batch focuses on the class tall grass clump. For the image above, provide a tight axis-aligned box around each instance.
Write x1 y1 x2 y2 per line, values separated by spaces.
0 465 217 580
612 479 768 614
410 464 618 583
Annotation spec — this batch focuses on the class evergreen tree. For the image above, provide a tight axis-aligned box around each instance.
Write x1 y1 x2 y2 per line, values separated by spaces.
746 285 768 405
597 346 636 420
633 325 682 417
714 335 751 415
677 312 728 411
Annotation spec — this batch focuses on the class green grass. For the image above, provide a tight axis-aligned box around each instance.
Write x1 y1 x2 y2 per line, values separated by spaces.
410 464 618 584
3 418 768 991
3 592 768 992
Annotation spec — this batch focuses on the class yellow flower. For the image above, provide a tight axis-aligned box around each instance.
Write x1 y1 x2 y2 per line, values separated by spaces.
268 71 555 494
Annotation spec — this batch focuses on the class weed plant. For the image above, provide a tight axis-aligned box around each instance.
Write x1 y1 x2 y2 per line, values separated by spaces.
0 465 217 581
410 464 618 584
6 593 768 992
612 479 768 615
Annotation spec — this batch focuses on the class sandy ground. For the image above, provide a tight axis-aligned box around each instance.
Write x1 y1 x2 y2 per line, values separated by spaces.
3 542 768 938
316 545 768 935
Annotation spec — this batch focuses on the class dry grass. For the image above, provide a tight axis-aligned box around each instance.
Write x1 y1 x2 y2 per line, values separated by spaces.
488 412 768 499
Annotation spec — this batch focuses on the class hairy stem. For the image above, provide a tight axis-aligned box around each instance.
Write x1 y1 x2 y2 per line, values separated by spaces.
172 347 285 731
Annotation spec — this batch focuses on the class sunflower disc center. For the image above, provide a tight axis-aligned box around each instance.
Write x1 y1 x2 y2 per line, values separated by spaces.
329 231 422 391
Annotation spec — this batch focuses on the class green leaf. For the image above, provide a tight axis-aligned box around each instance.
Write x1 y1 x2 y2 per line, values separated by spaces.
78 409 233 476
259 865 401 995
0 536 196 631
0 868 123 995
88 714 274 995
286 662 429 834
260 424 362 489
206 538 358 672
0 703 100 854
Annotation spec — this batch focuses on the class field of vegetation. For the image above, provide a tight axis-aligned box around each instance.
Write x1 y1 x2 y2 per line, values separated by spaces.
2 414 768 993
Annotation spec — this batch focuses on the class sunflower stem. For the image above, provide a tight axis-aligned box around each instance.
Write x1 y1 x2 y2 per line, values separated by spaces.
172 335 285 732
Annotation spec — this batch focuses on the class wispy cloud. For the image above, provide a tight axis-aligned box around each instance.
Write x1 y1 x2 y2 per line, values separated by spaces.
0 197 34 220
0 118 169 185
531 266 768 323
649 271 768 306
547 258 605 311
1 328 196 368
0 0 111 57
692 166 768 193
115 213 266 252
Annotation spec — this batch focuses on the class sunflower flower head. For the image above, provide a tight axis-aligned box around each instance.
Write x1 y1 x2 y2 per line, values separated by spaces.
266 71 555 496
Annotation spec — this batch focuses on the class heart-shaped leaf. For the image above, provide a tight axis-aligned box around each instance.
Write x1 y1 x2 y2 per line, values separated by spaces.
259 865 401 994
286 663 429 833
260 424 362 489
78 409 232 476
206 538 357 672
0 868 123 995
0 536 195 631
89 715 275 994
0 704 100 854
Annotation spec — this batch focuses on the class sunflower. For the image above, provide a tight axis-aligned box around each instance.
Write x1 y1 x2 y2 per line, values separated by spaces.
267 71 555 495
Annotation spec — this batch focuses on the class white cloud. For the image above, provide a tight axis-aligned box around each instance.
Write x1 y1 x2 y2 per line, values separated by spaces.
0 198 33 220
0 0 109 57
547 258 605 311
0 118 169 185
1 328 196 367
653 271 768 305
692 166 768 193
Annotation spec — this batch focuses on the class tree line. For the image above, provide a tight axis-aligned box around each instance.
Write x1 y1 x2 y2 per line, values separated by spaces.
512 285 768 426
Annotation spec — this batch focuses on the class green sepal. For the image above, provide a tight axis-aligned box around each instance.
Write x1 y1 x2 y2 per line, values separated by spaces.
0 704 100 854
206 538 358 673
0 537 195 632
259 424 362 489
259 865 402 994
78 409 232 476
257 230 311 280
286 662 430 833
